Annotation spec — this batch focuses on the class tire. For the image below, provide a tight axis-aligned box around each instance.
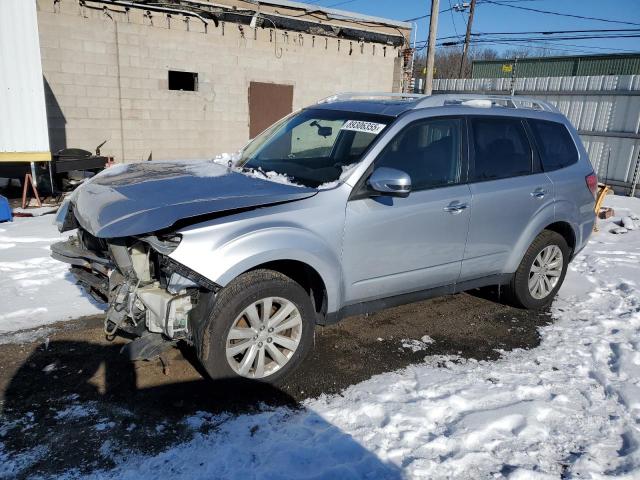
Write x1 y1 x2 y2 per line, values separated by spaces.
196 269 315 384
505 230 570 309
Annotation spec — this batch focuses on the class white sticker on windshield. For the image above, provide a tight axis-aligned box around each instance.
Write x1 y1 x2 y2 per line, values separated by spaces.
341 120 386 135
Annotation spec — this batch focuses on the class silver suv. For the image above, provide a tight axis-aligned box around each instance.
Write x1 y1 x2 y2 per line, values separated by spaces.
52 93 597 383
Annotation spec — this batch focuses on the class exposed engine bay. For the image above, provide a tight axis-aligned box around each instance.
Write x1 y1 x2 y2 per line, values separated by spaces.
51 227 217 346
48 160 317 359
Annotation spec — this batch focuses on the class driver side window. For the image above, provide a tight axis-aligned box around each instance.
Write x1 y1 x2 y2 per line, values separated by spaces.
375 118 462 191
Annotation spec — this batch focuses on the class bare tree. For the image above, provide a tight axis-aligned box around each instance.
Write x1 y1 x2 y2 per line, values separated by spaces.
412 45 562 82
413 46 500 80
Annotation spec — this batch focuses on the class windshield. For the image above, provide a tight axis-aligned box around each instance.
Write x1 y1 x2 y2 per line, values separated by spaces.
238 109 392 188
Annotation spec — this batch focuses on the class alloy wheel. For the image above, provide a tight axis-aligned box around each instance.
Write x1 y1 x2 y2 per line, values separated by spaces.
225 297 302 379
528 245 563 300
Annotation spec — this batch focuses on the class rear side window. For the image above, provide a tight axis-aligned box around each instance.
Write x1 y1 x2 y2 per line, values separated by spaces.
470 117 532 181
528 119 578 171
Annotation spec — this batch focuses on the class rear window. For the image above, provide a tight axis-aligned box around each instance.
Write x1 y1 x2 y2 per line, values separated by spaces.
528 119 579 171
470 117 532 181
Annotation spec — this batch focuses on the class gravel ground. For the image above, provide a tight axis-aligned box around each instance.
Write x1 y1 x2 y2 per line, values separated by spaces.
0 289 549 478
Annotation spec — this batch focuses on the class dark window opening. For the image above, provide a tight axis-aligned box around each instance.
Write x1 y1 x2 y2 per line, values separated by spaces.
528 119 579 171
470 117 533 181
168 70 198 91
376 118 462 191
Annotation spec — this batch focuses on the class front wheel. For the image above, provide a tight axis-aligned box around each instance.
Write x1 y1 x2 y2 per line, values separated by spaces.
197 269 315 384
505 230 570 309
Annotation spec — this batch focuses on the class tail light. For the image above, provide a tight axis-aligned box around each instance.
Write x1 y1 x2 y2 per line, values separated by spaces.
586 172 598 199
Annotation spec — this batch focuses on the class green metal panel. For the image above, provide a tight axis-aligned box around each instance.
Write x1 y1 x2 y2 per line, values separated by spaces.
471 53 640 78
576 56 640 76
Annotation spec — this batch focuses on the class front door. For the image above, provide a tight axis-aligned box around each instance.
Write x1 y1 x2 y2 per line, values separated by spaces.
342 117 471 304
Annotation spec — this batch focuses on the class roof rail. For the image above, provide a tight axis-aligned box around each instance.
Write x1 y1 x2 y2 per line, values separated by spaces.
316 92 560 113
317 92 427 104
413 94 559 113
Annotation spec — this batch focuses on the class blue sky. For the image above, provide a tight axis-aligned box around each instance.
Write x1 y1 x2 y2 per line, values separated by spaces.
306 0 640 56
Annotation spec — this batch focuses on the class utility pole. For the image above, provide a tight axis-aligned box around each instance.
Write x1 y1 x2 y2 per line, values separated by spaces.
424 0 440 96
458 0 476 78
509 56 519 95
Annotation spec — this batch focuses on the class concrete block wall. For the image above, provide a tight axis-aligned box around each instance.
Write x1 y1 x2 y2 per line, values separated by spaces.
36 0 402 162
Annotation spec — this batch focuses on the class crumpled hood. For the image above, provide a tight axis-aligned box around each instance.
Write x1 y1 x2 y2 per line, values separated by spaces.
70 160 316 238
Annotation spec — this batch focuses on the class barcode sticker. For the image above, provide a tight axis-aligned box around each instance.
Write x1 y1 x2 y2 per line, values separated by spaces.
341 120 386 135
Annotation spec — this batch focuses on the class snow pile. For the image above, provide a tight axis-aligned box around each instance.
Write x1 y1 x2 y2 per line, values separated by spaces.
183 159 230 178
240 168 305 188
212 151 355 190
212 151 242 167
401 335 435 352
0 215 104 335
317 163 359 190
610 211 640 234
29 195 635 479
193 153 306 188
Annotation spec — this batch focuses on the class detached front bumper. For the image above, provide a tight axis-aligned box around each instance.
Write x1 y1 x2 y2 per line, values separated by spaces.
51 237 112 301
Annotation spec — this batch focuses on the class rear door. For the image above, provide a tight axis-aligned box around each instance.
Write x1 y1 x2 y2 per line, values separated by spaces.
460 116 554 280
527 118 595 253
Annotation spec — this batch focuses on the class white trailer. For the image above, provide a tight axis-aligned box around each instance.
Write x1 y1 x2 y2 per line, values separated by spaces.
0 0 50 182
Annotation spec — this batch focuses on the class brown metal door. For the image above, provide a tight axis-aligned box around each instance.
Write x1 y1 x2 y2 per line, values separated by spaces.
248 82 293 138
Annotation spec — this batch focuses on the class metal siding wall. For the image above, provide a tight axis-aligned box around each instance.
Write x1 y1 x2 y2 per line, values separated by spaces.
577 57 640 76
472 55 640 79
0 0 49 155
433 74 640 192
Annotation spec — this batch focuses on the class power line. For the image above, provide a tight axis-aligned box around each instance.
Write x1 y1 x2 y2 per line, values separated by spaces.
414 30 640 45
509 38 640 54
404 6 453 22
436 28 640 41
448 0 460 38
413 31 640 51
439 33 640 46
437 39 625 56
482 0 640 27
325 0 358 7
477 39 636 55
471 41 603 56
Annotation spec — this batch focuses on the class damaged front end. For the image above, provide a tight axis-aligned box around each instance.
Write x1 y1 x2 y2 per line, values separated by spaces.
51 227 217 357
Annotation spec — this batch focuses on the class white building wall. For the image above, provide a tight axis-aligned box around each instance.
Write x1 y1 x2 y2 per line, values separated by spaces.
36 0 405 163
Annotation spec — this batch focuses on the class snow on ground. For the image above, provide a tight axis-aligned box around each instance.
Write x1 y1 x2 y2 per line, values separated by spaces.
0 215 104 336
401 335 436 353
3 195 640 479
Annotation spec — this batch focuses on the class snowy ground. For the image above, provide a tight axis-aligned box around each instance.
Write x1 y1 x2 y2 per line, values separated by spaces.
0 215 103 336
1 195 640 479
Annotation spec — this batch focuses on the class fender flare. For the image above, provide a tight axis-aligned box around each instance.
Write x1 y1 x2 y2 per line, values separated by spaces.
503 203 578 273
172 227 344 313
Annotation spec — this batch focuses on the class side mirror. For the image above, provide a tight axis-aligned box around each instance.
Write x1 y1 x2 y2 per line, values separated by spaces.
368 167 412 198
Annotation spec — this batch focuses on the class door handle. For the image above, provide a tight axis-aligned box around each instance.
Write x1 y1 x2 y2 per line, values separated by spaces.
530 188 546 199
444 202 469 214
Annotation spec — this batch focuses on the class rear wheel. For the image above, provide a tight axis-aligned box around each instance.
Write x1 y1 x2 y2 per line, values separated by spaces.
505 230 570 309
197 269 315 384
